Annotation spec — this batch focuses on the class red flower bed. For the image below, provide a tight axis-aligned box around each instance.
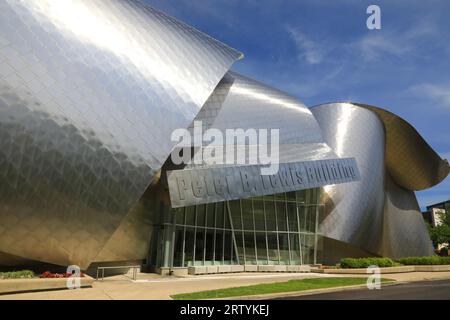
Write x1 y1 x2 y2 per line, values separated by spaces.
39 271 85 278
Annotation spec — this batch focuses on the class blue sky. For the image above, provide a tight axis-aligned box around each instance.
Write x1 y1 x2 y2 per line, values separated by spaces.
144 0 450 209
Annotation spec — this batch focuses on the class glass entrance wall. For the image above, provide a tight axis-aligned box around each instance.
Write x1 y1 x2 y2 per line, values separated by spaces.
162 188 323 268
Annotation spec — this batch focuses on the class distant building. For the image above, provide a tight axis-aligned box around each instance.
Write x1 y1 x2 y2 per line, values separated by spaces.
423 207 446 227
427 199 450 213
424 199 449 226
423 200 450 250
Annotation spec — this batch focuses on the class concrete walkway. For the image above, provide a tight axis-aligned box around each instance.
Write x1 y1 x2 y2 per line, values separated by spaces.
1 271 450 300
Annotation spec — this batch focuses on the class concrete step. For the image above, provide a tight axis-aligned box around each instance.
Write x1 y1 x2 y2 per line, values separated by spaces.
186 264 312 275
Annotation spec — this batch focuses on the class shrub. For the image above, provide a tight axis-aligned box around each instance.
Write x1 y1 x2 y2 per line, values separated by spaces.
397 256 450 265
439 247 449 256
39 271 85 278
339 257 395 269
0 270 35 279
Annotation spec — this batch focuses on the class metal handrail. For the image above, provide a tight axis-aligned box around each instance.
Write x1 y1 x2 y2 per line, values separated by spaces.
96 265 140 281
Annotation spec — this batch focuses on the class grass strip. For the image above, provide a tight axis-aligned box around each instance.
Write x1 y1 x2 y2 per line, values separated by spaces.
171 277 394 300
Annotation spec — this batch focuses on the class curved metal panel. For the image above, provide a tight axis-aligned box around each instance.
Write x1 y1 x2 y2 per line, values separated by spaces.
0 0 241 268
189 72 336 164
166 72 359 207
354 103 450 191
186 71 343 171
0 251 34 267
91 182 167 264
381 174 435 258
311 103 386 255
191 72 327 148
312 102 440 258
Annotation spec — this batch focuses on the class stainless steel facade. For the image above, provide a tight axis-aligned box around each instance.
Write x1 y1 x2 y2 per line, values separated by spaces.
167 72 360 207
0 1 447 270
381 174 435 257
186 72 339 165
311 103 447 259
355 103 449 191
0 0 241 269
311 103 386 256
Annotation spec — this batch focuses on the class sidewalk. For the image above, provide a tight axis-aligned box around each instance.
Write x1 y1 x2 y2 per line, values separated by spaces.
1 271 450 300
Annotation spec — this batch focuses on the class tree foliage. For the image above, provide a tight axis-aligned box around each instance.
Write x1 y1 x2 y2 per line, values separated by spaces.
428 211 450 248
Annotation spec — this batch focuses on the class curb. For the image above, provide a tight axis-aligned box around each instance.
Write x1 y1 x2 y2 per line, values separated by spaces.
0 276 94 296
315 265 450 274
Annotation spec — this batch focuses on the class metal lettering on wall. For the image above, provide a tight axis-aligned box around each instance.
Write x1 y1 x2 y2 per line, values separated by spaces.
167 158 360 208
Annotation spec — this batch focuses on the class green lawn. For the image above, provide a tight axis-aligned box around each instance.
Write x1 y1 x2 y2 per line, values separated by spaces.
171 277 395 300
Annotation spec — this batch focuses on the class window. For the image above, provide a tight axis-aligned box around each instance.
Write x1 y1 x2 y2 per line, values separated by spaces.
185 206 195 226
241 200 254 230
265 200 277 231
287 202 298 232
214 230 224 264
184 227 195 267
166 189 322 267
278 233 290 265
276 202 287 231
194 228 205 265
196 205 205 228
204 229 215 263
244 232 256 264
206 203 215 228
267 233 279 264
229 200 242 230
253 200 265 231
255 232 268 264
172 228 184 267
216 202 225 229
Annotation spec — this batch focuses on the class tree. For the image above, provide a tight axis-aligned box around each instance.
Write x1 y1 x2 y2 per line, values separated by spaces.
442 209 450 226
429 224 450 247
428 211 450 250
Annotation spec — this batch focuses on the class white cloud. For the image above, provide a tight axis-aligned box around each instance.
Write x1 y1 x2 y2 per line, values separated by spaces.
286 17 439 66
286 26 325 65
408 83 450 108
355 33 409 61
354 17 439 62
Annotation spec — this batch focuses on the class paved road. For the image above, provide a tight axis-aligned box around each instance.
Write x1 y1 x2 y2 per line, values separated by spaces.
275 279 450 300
